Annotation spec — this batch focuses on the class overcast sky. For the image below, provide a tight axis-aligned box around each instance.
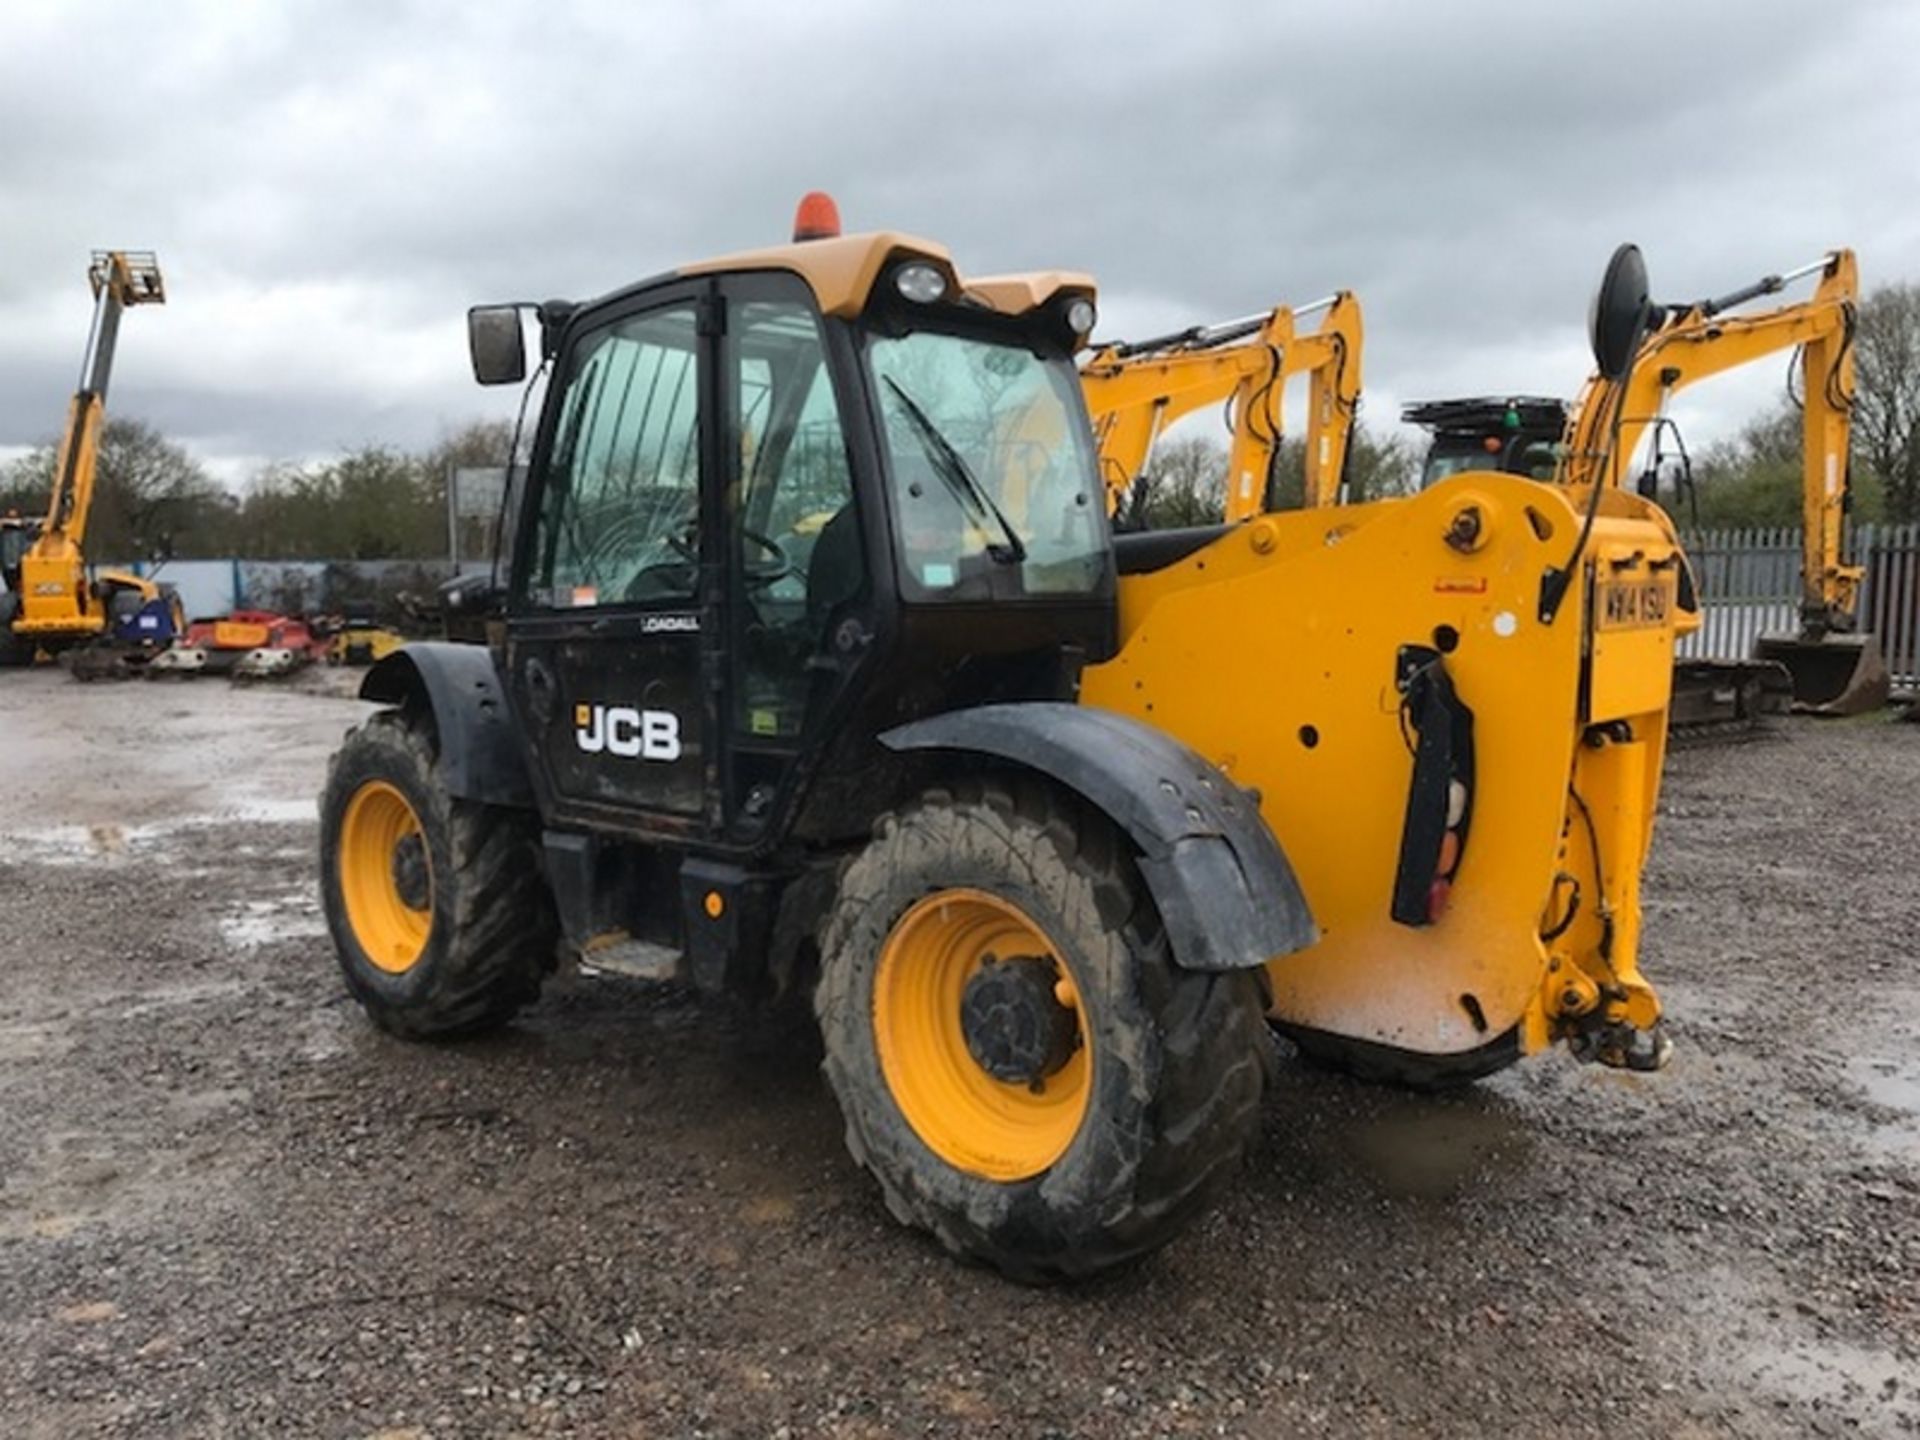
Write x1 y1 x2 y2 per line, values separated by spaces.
3 0 1915 484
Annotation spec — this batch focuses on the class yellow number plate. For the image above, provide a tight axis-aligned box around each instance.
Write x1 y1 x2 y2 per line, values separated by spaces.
1598 576 1672 630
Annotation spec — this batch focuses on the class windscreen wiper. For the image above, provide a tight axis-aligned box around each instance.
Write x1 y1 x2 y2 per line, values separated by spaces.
882 376 1026 564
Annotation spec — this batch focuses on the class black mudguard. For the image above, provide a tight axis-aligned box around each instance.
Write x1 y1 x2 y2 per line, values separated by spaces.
360 643 535 808
882 703 1317 972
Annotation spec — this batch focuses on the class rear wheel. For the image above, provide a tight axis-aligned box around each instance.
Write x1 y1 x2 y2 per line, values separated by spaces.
816 779 1271 1282
319 712 557 1038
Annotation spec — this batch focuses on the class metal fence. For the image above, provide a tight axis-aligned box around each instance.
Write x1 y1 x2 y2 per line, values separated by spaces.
1677 523 1920 688
102 558 482 622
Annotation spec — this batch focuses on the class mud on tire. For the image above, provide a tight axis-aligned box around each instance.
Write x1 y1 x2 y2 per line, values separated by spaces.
815 777 1272 1282
319 711 557 1039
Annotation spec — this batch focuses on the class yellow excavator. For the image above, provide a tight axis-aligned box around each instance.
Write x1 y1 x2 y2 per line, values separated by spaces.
1407 249 1887 723
319 205 1688 1279
0 251 182 669
1569 249 1886 715
1079 293 1362 519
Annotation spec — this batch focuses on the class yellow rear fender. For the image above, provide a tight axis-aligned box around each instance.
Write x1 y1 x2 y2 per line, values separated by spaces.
1080 476 1681 1066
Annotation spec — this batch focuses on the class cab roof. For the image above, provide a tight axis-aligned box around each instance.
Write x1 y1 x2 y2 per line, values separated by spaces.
679 230 1095 321
1402 396 1568 435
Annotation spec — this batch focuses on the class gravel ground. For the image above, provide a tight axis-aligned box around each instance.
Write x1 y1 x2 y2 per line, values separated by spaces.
0 668 1915 1439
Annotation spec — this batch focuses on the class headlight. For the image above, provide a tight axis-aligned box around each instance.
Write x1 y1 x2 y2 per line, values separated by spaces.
895 263 948 304
1064 296 1097 336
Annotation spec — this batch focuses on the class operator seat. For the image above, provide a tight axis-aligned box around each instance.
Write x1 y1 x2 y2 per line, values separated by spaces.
806 502 864 633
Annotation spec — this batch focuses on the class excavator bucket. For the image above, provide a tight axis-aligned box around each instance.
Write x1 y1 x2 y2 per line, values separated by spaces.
1752 631 1892 716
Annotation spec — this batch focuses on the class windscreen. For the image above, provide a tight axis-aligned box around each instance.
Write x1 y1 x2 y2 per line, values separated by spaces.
1422 435 1562 488
867 330 1106 600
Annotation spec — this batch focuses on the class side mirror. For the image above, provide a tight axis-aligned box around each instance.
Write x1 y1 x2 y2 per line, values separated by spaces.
468 305 527 386
1588 243 1652 381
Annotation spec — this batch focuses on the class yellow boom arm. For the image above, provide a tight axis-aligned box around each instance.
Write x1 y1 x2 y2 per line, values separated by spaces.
1080 292 1362 521
15 251 166 639
1561 250 1858 624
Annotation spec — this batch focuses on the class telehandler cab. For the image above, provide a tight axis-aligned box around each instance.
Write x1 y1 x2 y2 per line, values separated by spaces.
322 200 1688 1279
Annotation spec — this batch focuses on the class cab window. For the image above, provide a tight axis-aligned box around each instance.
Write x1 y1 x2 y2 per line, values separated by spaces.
523 305 701 608
730 299 862 739
867 329 1105 601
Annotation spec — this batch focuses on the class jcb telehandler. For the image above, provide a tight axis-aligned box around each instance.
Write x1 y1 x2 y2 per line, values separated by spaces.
321 200 1687 1279
0 251 184 670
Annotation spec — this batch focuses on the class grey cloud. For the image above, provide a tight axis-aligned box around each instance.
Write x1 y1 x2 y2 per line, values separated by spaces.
1 0 1912 472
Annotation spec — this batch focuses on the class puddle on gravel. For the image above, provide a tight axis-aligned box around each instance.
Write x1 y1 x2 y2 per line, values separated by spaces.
1746 1338 1912 1421
217 797 319 825
0 799 318 868
218 894 327 950
1343 1096 1527 1199
0 824 136 866
1850 1054 1920 1161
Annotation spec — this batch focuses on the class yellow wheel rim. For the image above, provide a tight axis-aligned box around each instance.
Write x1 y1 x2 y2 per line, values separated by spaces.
872 888 1092 1182
337 780 433 975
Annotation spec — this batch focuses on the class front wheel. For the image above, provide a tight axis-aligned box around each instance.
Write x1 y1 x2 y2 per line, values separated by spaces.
319 712 557 1039
0 594 29 667
816 778 1271 1282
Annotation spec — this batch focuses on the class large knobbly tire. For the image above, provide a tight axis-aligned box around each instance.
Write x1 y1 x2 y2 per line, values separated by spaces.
319 711 557 1040
816 777 1272 1283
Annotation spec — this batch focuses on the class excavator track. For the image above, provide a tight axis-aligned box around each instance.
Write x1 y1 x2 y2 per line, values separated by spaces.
1665 658 1794 743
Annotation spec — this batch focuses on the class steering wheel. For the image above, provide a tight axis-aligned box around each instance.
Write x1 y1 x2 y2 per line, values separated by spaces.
622 524 698 602
739 527 790 587
626 525 789 601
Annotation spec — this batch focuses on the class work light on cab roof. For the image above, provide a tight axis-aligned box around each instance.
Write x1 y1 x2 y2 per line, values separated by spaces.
791 190 842 242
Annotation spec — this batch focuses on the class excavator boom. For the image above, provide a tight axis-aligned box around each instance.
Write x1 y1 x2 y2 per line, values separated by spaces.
1409 249 1886 726
1560 249 1886 714
1081 292 1362 521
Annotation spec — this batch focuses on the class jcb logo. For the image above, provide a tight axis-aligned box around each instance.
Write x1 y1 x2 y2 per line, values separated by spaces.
575 704 682 761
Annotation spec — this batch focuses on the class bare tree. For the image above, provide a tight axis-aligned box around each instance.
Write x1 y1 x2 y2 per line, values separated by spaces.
1263 420 1417 509
1854 282 1920 522
0 416 227 559
1117 434 1227 531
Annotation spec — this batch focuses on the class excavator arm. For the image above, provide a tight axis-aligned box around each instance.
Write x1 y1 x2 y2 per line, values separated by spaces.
1564 251 1859 621
1558 250 1884 712
1080 292 1362 522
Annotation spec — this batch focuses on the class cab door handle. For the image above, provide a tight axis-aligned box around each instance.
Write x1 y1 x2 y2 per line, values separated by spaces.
524 657 556 722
